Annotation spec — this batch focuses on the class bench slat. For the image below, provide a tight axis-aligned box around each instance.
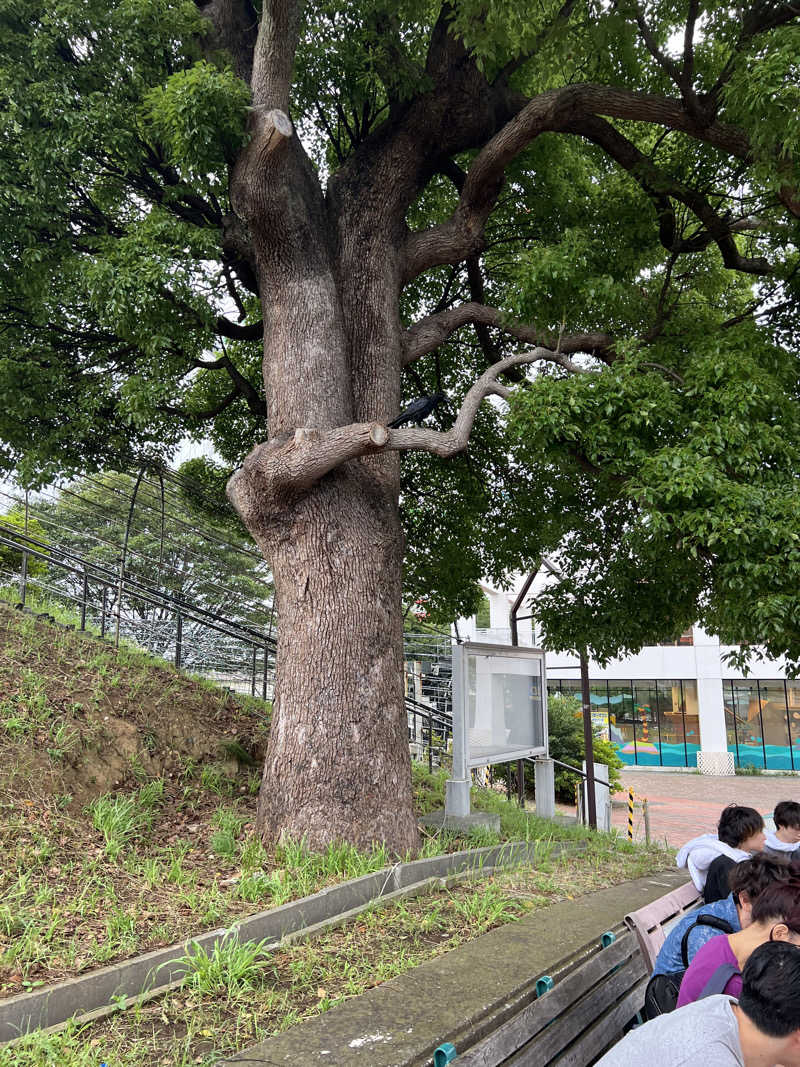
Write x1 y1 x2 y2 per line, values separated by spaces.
624 881 699 970
505 954 647 1065
454 935 642 1067
549 980 648 1067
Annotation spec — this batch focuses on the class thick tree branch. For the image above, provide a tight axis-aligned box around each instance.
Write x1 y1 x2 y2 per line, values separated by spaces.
565 115 773 274
387 349 560 457
402 84 754 281
214 316 264 341
228 349 557 514
251 0 303 109
403 302 613 366
194 0 259 84
227 424 391 521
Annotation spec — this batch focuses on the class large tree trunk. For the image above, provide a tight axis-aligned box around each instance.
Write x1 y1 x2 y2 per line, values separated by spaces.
255 467 417 851
227 114 420 853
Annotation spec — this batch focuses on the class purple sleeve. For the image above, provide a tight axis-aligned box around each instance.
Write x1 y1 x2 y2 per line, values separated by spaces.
725 973 743 998
677 936 739 1008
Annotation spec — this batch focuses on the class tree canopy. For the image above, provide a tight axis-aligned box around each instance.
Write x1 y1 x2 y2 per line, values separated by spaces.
2 0 800 845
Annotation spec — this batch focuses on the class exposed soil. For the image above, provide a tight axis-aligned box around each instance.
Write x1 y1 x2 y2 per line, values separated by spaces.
0 602 269 809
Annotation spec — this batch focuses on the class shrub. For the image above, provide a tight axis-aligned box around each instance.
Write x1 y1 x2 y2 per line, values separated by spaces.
547 693 623 803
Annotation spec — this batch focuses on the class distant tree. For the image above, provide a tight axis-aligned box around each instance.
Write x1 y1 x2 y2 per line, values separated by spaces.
0 505 49 583
36 466 272 655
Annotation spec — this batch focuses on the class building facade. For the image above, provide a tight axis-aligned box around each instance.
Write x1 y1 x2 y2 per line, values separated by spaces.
460 581 800 772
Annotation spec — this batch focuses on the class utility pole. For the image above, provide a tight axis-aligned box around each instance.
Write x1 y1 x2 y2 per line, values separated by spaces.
579 649 598 831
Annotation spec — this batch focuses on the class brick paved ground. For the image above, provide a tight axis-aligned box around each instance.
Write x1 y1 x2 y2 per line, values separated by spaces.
610 768 800 846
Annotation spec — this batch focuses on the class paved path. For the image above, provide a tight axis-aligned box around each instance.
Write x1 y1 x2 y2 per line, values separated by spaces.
611 768 800 846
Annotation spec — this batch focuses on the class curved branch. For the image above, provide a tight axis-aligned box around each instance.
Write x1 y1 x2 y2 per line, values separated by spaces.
387 349 558 457
402 84 753 281
228 350 559 515
564 115 773 274
403 302 613 366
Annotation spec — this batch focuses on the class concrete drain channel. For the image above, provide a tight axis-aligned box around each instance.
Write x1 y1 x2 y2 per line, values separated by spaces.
1 838 579 1045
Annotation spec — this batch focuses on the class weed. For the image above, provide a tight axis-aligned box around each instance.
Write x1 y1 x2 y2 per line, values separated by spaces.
211 828 238 861
239 835 268 872
449 882 526 930
87 787 159 860
176 932 272 995
200 763 236 797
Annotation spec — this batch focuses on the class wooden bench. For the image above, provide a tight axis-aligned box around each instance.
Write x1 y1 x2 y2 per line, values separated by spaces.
440 929 647 1066
623 880 701 970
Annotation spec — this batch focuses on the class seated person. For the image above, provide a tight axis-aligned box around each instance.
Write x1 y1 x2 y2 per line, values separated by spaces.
677 877 800 1006
764 800 800 858
596 940 800 1065
677 805 765 903
652 853 794 977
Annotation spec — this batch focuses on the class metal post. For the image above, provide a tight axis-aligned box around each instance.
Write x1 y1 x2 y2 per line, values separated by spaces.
445 642 470 817
428 710 433 774
115 558 123 649
509 568 537 647
100 585 108 638
580 650 598 831
643 797 651 844
262 642 268 701
175 608 183 669
517 758 525 808
18 490 29 606
251 645 257 697
18 551 27 606
80 572 88 631
627 787 635 841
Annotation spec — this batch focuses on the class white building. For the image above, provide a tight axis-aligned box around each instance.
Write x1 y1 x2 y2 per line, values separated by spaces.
459 576 800 774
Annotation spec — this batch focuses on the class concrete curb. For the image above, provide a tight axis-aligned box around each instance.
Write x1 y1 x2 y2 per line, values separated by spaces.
220 869 689 1066
0 837 573 1044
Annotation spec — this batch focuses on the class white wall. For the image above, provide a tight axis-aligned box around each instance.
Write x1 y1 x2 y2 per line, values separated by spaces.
460 577 794 760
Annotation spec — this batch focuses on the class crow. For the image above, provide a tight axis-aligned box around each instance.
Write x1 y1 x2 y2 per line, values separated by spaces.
387 392 446 428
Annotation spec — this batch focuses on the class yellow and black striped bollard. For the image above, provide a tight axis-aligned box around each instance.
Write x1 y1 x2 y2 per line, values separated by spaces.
627 787 634 841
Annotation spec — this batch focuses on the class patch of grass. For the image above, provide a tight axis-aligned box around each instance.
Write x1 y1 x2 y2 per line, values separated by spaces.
175 932 273 996
87 781 164 860
200 763 237 797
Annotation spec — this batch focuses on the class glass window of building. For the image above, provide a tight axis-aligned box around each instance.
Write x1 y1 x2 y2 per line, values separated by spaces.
759 680 793 770
788 683 800 752
728 680 765 768
682 681 700 764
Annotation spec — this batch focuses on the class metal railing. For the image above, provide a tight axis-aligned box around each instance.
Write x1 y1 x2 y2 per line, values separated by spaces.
0 525 277 699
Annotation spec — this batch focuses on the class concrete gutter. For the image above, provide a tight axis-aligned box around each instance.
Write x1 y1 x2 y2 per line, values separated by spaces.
220 868 690 1066
0 837 574 1044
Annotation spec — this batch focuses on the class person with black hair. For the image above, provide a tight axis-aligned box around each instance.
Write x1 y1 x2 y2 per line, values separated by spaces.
597 941 800 1065
765 801 800 859
677 805 766 903
677 878 800 1007
651 854 795 978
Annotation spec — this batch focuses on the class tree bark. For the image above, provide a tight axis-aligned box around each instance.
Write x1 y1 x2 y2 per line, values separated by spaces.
227 101 420 853
250 466 417 851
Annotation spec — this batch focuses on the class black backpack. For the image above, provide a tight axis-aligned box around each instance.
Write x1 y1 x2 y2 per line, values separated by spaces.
642 913 735 1019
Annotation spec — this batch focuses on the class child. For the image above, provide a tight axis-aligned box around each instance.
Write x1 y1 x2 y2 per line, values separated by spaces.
677 805 765 902
764 800 800 858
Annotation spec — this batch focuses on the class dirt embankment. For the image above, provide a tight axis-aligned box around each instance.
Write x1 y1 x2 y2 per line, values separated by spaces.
0 603 269 809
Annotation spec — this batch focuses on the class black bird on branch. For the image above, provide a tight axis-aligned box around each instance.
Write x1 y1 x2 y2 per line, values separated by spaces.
387 392 447 428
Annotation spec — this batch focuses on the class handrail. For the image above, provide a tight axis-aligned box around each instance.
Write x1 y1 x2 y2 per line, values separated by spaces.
0 529 276 650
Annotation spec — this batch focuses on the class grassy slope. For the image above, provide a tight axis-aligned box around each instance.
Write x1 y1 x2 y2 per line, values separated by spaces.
0 604 674 1065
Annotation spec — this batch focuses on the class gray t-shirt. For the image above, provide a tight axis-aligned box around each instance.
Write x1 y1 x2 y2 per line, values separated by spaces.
595 995 743 1066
